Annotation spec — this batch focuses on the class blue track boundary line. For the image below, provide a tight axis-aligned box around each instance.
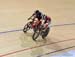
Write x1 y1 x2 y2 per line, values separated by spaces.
37 45 75 57
0 23 75 34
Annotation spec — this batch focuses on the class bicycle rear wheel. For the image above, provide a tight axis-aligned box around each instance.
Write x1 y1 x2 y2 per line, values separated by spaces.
32 27 40 41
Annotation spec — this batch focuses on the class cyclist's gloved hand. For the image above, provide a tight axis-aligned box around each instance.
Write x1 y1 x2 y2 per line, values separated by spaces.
28 18 31 20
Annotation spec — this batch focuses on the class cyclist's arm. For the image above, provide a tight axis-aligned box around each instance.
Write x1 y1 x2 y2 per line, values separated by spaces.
28 13 35 20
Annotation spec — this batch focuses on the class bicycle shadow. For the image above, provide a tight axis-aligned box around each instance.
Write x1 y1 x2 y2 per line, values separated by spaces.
19 32 67 57
19 32 35 48
30 36 62 57
19 32 62 50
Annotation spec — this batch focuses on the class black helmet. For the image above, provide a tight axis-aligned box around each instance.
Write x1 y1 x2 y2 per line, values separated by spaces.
35 10 39 13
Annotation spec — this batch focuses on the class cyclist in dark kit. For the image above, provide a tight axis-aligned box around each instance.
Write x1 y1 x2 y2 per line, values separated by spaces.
28 10 43 28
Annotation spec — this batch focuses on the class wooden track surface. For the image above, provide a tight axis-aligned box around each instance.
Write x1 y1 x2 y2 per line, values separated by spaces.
0 0 75 57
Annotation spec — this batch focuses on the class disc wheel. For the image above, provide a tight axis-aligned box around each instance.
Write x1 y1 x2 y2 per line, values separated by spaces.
41 27 50 39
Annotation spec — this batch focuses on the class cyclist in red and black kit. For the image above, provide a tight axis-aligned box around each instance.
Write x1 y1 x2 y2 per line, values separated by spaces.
28 10 43 28
42 14 51 29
